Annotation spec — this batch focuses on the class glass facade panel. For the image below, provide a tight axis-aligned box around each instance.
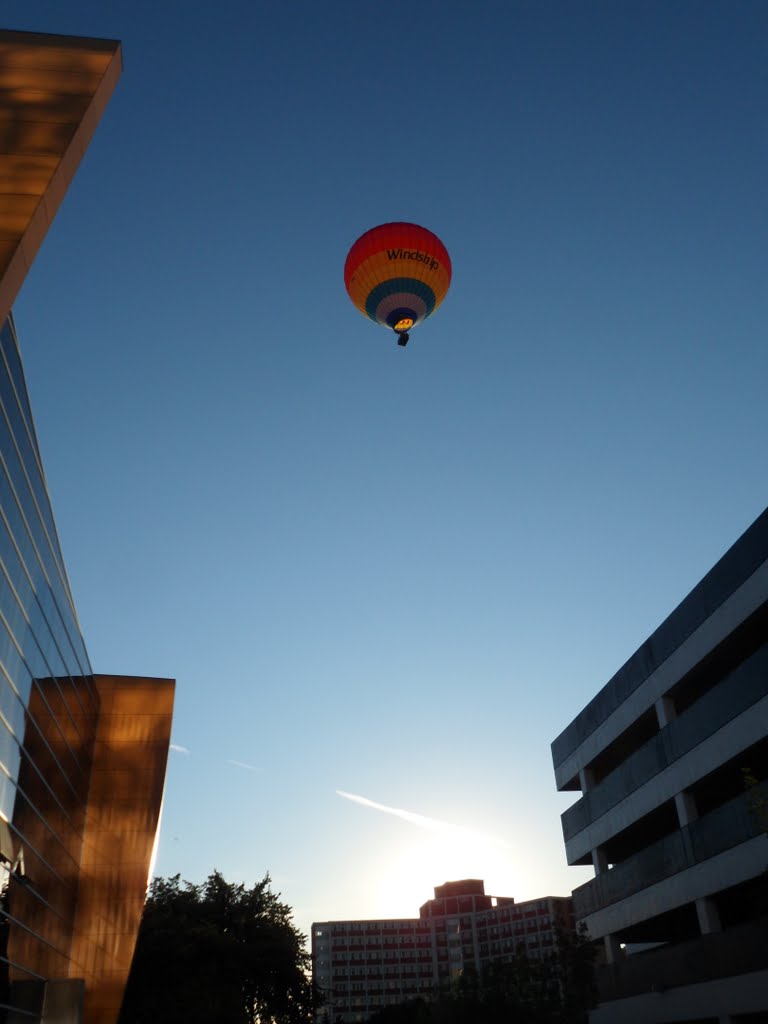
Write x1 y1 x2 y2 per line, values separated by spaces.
0 313 172 1024
0 316 97 1018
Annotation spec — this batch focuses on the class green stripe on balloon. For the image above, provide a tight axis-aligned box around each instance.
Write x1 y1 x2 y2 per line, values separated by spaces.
365 278 436 322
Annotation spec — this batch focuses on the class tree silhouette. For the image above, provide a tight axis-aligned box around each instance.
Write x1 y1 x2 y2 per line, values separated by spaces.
118 870 317 1024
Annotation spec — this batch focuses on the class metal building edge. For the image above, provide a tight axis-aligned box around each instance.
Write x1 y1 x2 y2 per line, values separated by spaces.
0 29 174 1024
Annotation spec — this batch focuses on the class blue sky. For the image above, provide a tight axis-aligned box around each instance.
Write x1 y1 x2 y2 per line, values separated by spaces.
5 1 768 937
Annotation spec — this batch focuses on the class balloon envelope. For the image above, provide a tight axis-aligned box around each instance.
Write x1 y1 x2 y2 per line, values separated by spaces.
344 222 452 339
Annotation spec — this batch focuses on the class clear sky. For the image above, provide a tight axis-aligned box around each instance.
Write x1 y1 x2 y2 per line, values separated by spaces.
5 0 768 940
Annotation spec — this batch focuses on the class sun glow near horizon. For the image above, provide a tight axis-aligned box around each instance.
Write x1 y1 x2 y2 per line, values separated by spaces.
336 790 522 920
371 835 523 921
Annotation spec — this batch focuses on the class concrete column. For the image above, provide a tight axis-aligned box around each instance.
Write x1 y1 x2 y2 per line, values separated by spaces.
696 896 722 935
591 845 609 875
655 694 676 728
603 933 622 964
674 789 699 827
579 767 595 793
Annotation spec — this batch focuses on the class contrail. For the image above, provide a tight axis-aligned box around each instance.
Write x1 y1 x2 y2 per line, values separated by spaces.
336 790 507 845
228 759 260 772
170 744 190 754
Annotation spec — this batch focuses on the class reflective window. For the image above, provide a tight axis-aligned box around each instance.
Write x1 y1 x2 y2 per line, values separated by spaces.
0 315 97 1013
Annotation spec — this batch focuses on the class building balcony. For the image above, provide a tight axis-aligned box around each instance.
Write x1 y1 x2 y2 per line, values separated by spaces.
552 516 768 790
573 781 768 919
563 643 768 845
561 655 768 872
595 917 768 1002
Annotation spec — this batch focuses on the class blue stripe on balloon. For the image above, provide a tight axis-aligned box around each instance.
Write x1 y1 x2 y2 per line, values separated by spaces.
365 277 436 322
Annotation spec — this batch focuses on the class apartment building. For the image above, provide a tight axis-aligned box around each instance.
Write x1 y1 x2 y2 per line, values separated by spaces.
313 879 574 1022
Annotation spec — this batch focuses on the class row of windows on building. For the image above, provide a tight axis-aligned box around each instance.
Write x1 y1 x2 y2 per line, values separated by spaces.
322 930 555 962
318 904 555 937
317 927 557 968
319 933 561 970
325 918 553 946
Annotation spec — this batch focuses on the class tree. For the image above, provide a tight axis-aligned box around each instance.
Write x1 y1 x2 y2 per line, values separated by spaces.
367 925 597 1024
553 921 598 1023
118 870 318 1024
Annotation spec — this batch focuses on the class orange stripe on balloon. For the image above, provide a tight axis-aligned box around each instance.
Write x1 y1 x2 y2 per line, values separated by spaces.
347 250 450 311
344 222 451 289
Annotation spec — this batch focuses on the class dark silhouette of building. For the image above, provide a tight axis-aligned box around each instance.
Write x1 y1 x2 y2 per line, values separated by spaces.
312 879 575 1023
0 30 174 1024
552 508 768 1023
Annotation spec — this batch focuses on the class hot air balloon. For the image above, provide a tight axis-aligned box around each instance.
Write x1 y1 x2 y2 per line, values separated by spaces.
344 222 452 347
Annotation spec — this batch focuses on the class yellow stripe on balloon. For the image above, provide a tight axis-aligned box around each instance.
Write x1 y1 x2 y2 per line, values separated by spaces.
347 249 451 314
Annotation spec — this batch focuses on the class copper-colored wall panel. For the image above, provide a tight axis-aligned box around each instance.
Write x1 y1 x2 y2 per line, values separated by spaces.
0 112 79 153
0 88 94 126
5 674 173 1024
0 31 117 72
70 674 174 1024
0 30 122 327
0 155 60 194
0 193 40 232
6 678 94 984
0 67 107 94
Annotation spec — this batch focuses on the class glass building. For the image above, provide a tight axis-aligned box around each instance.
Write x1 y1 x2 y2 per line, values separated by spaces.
0 30 174 1024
